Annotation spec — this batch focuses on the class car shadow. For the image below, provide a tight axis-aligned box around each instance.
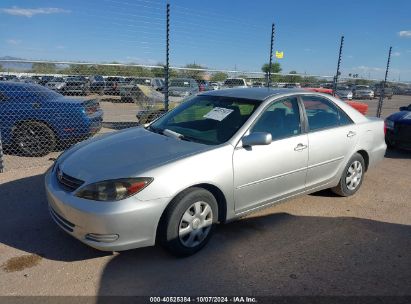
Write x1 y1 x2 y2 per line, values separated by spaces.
96 213 411 296
0 173 109 261
384 147 411 159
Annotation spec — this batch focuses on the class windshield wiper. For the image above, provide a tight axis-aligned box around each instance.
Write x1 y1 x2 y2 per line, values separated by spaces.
163 129 184 139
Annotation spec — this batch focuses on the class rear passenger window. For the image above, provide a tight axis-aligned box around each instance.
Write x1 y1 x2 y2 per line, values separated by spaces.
252 97 301 140
302 96 351 131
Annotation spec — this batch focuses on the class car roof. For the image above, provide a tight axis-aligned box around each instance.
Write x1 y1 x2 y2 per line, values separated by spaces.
200 88 304 101
0 81 43 90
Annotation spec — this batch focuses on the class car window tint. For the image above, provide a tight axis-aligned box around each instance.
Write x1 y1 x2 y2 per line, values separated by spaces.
252 97 301 140
302 96 350 131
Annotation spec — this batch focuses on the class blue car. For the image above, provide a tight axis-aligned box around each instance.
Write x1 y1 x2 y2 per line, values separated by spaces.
0 82 103 156
385 103 411 150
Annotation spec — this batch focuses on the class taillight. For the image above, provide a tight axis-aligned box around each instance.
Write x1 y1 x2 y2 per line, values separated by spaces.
384 121 387 135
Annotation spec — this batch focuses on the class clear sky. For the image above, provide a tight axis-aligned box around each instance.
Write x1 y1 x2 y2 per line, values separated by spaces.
0 0 410 81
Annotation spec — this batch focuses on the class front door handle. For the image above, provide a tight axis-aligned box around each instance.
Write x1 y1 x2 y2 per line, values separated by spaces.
294 143 308 151
347 131 356 138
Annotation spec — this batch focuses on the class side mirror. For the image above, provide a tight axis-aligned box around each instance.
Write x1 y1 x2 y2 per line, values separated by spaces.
242 132 272 147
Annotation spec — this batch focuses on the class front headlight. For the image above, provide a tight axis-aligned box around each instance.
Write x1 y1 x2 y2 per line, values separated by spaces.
75 177 153 201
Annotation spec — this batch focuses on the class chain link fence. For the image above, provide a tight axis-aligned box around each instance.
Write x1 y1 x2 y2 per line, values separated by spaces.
1 60 410 172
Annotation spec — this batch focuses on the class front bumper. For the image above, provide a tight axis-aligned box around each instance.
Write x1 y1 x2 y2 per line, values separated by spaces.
45 168 170 251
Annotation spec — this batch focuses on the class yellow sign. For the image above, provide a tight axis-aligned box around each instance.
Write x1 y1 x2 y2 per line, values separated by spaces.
275 51 284 59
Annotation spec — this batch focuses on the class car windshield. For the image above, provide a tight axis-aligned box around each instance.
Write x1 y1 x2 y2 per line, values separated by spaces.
170 79 191 87
51 77 64 82
356 86 369 89
150 95 260 145
337 86 350 90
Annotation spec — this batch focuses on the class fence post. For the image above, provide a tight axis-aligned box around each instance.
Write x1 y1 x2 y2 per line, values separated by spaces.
267 23 275 88
0 129 4 173
376 46 392 118
333 35 344 96
164 2 170 112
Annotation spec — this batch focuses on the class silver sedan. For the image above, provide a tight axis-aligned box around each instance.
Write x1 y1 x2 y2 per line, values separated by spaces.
45 88 386 256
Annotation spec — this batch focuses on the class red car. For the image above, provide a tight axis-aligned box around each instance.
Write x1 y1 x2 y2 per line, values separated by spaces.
304 88 368 115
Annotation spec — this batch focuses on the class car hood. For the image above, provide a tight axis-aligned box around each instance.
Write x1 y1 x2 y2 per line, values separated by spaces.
386 111 411 124
59 127 210 182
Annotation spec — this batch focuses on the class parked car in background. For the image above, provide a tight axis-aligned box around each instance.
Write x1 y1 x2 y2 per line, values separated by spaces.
45 88 386 256
0 82 103 156
197 80 212 92
373 85 394 99
89 75 105 95
104 77 126 95
284 83 301 88
385 104 411 149
61 76 90 96
45 77 66 92
152 78 164 92
209 82 220 90
223 78 248 88
353 85 374 99
1 75 19 82
304 87 368 115
120 83 163 105
336 86 353 100
168 78 199 97
38 75 55 86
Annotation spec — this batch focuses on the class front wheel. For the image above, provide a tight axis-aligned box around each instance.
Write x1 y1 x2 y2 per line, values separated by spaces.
158 187 218 257
331 153 365 197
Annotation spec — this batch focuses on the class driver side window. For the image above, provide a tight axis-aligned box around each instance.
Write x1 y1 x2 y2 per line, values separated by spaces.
252 97 301 141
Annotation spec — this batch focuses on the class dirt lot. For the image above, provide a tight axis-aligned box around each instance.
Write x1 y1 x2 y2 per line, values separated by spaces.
0 147 410 295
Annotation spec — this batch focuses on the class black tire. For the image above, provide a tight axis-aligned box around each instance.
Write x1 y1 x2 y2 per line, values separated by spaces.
331 153 365 197
13 121 56 157
158 187 218 257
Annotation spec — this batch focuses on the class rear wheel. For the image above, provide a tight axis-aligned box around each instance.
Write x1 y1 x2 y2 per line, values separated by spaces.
158 187 218 257
13 121 56 157
331 153 365 197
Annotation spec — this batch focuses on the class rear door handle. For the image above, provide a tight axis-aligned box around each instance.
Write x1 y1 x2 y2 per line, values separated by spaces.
347 131 356 138
294 143 308 151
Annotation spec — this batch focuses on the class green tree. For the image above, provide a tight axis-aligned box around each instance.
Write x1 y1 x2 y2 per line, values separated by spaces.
32 62 57 74
179 63 207 80
210 72 228 82
261 62 282 83
283 70 303 83
261 62 282 75
0 64 3 72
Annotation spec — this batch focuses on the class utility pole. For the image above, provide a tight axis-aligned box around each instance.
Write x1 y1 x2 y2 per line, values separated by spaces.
267 23 275 88
164 2 170 112
333 35 344 96
376 47 392 118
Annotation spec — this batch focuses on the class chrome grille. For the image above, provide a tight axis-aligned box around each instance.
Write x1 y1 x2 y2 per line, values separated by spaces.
56 166 84 192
